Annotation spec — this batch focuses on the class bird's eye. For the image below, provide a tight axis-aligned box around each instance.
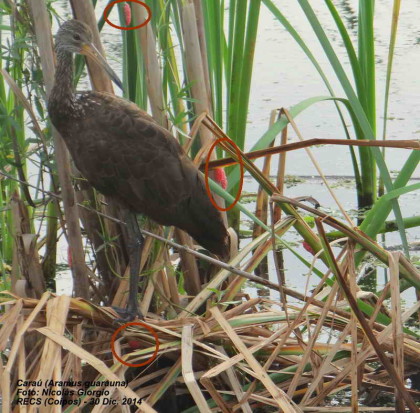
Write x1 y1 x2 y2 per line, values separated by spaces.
73 34 81 41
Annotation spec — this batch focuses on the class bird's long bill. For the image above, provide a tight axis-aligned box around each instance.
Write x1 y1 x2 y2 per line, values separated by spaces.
81 43 123 91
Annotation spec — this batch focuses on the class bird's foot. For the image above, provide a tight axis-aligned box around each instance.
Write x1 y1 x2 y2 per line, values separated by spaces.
112 305 144 324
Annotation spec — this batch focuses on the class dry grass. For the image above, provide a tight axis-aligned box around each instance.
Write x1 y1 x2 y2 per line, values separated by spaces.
1 254 419 412
1 112 420 411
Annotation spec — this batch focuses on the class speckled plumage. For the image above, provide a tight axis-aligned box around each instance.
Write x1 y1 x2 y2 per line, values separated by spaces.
48 20 229 258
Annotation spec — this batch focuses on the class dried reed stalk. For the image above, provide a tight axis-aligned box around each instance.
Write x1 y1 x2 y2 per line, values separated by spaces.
132 1 167 127
180 1 227 218
209 306 301 412
315 219 418 412
389 252 406 412
10 193 45 298
252 110 278 277
206 138 420 169
182 325 211 412
1 285 419 411
27 0 89 298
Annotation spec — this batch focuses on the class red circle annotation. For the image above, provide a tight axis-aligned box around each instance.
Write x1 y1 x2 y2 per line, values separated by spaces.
110 321 159 368
103 0 152 31
204 137 244 212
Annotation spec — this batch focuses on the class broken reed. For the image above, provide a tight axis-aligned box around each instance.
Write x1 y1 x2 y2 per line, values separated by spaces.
1 251 419 411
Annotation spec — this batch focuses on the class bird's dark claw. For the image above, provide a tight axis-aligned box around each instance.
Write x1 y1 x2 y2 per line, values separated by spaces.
112 305 144 324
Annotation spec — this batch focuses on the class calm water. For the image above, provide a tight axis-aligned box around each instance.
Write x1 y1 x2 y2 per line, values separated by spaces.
49 1 419 305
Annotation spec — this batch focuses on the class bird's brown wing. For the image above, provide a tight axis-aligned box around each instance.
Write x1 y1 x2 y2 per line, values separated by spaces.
68 92 229 257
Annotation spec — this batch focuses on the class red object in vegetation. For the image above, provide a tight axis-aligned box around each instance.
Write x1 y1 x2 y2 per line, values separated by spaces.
302 241 315 255
111 322 160 367
205 136 243 212
104 0 151 31
123 3 131 26
127 339 141 350
214 168 228 190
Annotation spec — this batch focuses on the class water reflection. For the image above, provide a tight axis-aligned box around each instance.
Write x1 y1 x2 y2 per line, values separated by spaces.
336 0 357 31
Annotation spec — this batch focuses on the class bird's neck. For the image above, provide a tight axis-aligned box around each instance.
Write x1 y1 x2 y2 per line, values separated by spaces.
50 49 75 110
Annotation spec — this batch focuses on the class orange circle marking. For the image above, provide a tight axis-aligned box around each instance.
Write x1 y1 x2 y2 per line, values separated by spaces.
110 322 159 367
103 0 152 31
204 137 244 212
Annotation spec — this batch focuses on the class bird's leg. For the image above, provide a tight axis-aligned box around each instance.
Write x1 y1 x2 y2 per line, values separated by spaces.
126 211 144 319
114 210 144 322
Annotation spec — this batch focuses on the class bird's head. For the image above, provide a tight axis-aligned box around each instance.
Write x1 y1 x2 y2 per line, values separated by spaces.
55 19 123 90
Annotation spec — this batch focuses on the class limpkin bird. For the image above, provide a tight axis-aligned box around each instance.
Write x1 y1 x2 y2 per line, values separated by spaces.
48 20 229 319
